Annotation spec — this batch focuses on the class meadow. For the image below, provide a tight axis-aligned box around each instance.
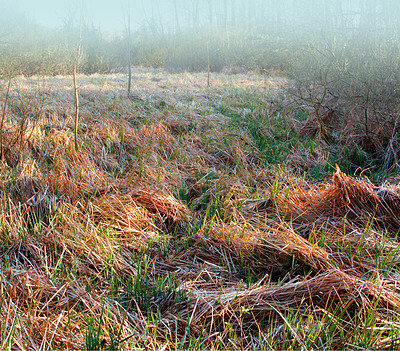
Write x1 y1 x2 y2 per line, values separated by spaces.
0 66 399 350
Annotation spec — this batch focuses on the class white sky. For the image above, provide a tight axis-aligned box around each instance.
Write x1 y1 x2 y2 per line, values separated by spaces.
9 0 146 32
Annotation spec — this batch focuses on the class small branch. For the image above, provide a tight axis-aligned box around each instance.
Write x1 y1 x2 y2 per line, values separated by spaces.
207 42 211 88
127 58 132 98
73 65 80 152
126 1 132 98
0 73 12 161
73 14 83 152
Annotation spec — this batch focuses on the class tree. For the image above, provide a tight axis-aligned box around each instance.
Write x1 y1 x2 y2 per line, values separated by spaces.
73 18 82 152
126 1 132 98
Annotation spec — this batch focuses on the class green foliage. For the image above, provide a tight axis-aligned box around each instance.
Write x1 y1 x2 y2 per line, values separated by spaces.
119 265 188 314
85 315 104 351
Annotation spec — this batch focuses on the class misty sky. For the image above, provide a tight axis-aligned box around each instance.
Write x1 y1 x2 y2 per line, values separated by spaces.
9 0 156 32
2 0 242 34
4 0 399 36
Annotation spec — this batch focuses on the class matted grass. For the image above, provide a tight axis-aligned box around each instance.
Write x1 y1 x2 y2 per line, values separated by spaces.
0 68 399 350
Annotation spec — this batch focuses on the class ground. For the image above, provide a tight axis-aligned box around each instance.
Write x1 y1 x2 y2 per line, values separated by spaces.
1 68 400 350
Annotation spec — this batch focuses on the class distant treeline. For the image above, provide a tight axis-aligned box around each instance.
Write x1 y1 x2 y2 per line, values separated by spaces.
152 0 400 34
0 0 399 76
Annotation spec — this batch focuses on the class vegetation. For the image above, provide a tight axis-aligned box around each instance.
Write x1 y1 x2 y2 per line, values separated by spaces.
0 1 400 349
2 2 400 170
0 69 399 350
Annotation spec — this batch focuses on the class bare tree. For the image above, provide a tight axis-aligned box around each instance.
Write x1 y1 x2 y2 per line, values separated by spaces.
126 1 132 98
207 0 213 26
0 73 12 161
174 0 181 33
191 0 199 28
73 16 82 152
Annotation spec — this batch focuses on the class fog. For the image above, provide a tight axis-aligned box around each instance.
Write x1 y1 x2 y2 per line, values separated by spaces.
7 0 400 34
0 0 400 77
11 0 145 32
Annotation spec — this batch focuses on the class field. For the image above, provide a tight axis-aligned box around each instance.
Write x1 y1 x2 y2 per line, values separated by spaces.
1 68 400 350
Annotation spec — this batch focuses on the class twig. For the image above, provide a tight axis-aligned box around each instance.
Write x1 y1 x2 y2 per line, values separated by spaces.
0 73 12 161
73 16 83 152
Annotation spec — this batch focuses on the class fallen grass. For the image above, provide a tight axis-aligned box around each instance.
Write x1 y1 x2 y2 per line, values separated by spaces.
0 69 399 349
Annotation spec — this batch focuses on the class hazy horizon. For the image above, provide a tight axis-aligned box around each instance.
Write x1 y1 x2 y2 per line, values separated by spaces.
2 0 400 36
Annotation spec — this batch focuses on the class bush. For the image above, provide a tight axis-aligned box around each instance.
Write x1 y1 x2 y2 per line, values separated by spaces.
287 29 400 169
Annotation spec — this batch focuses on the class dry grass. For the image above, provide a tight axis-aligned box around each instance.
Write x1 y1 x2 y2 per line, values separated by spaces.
281 166 400 234
0 69 399 349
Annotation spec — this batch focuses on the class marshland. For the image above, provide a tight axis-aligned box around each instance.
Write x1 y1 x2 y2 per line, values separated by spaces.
2 1 400 350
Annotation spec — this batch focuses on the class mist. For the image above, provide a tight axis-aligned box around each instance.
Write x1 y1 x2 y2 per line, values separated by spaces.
1 0 400 77
7 0 400 35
